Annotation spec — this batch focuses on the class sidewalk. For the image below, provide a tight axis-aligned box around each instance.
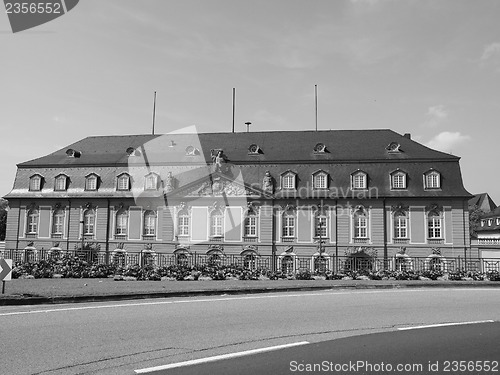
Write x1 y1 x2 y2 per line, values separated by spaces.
1 278 499 306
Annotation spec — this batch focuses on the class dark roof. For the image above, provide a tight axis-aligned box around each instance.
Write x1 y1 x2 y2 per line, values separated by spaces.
18 129 458 167
468 193 497 212
6 129 471 199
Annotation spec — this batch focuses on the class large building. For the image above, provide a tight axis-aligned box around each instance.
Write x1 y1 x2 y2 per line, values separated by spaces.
3 129 473 271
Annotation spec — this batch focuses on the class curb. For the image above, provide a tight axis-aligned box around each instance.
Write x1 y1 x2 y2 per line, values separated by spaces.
2 281 500 306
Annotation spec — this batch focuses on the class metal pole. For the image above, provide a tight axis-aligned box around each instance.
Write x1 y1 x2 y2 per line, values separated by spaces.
232 88 235 133
315 84 318 131
2 281 5 294
152 91 157 135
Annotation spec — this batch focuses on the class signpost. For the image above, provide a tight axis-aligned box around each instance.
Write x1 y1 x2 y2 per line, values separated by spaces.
0 258 13 294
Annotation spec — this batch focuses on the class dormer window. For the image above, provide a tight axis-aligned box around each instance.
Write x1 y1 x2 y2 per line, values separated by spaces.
424 170 441 189
54 174 68 191
126 147 141 157
313 171 328 189
497 218 500 226
313 143 327 153
488 219 493 226
248 144 262 155
66 149 81 158
29 174 43 191
351 171 367 190
185 146 200 156
85 174 98 191
281 171 297 190
144 173 159 190
386 142 402 153
117 173 130 191
481 220 485 227
391 170 407 190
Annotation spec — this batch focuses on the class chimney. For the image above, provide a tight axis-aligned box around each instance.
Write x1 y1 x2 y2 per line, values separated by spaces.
403 133 411 139
245 122 252 132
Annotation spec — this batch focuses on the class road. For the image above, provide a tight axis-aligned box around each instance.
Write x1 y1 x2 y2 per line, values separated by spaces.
0 288 499 375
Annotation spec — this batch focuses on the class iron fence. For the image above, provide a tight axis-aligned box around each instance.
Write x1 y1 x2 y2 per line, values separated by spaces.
1 248 499 274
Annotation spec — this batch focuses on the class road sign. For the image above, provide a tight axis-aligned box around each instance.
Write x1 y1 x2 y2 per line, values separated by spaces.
0 259 12 281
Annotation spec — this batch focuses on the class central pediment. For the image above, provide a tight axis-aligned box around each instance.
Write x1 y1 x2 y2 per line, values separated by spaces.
164 172 270 199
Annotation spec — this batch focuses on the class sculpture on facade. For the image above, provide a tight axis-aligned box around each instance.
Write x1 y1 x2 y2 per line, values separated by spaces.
262 170 274 193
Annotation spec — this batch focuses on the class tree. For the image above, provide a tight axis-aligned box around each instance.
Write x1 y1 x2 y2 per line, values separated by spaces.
0 198 7 241
469 204 485 237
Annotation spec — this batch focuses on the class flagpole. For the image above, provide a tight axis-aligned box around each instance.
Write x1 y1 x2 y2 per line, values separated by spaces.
315 84 318 131
152 91 157 135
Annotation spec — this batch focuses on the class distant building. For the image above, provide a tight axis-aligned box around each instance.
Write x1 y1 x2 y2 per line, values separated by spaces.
468 193 497 213
474 206 500 260
3 129 473 270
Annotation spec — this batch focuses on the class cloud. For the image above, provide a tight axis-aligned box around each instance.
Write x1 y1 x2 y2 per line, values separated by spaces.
425 131 471 153
423 105 448 127
480 43 500 61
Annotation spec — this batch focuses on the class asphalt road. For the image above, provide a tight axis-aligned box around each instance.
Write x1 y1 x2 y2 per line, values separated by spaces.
144 322 500 375
1 288 499 375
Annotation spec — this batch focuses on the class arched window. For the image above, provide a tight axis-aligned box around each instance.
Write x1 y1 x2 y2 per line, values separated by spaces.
210 209 224 238
143 210 156 237
424 170 441 189
144 173 158 190
141 250 156 267
85 174 98 191
117 174 130 191
52 209 64 237
351 171 367 190
241 250 259 270
29 175 42 191
281 172 296 190
27 209 39 235
427 212 442 239
391 171 407 190
83 209 95 236
281 255 295 273
313 254 328 273
115 209 128 237
54 175 67 191
313 172 328 189
353 208 368 239
112 249 127 267
394 211 408 239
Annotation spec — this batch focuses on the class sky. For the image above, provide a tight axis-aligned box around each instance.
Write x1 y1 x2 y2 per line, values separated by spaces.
1 0 499 204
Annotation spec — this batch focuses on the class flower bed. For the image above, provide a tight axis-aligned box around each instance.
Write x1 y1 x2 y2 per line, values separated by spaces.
10 255 500 282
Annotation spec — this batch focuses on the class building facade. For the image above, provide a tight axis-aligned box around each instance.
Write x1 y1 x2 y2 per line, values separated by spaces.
3 129 473 271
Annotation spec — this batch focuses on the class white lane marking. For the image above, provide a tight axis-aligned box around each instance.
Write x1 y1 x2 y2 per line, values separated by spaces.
398 320 495 330
1 288 499 317
134 341 310 373
0 289 427 317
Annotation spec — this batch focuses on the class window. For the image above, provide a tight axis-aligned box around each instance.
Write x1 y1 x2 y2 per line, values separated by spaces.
244 214 257 237
313 172 328 189
83 209 95 235
282 213 295 238
54 175 67 191
115 209 128 236
497 218 500 226
314 214 327 238
27 209 39 234
143 210 156 236
85 174 98 191
178 211 190 237
210 210 224 237
117 174 130 191
352 171 367 189
145 174 158 190
394 212 408 238
29 175 42 191
52 209 64 236
427 212 442 238
391 172 406 190
282 172 296 190
281 255 295 273
354 209 368 238
425 171 441 189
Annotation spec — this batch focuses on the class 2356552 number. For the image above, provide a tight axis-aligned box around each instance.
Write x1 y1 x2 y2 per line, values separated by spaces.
5 2 62 14
443 361 498 372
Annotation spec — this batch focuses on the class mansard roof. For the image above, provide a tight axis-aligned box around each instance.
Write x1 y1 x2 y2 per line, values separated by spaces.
18 129 458 167
6 129 471 199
